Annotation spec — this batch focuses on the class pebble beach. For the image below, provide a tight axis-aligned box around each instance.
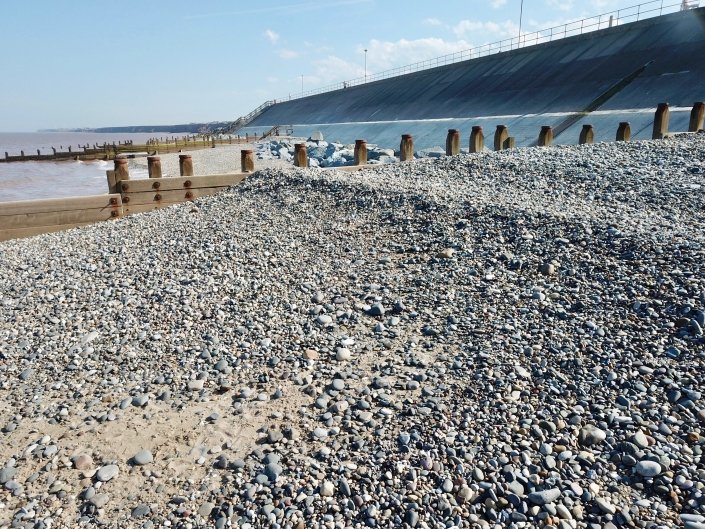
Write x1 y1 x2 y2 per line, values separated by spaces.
1 134 704 529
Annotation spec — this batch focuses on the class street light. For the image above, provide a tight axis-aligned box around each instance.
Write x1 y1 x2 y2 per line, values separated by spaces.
518 0 524 48
364 49 368 82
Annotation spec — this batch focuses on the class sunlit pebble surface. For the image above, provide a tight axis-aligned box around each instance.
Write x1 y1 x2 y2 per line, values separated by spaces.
0 135 704 529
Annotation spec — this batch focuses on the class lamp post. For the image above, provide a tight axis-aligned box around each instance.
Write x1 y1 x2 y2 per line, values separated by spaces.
364 49 368 82
518 0 524 48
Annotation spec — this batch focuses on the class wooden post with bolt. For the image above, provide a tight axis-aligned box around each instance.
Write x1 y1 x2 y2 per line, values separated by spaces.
179 154 193 177
469 126 484 153
241 150 254 172
652 103 670 139
538 126 553 147
294 143 307 167
616 122 631 142
494 125 509 151
147 156 162 179
579 125 594 144
689 102 704 132
445 129 460 156
400 134 414 161
354 140 367 165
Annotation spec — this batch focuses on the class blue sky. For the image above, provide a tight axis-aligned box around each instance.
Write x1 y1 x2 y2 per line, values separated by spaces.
0 0 681 131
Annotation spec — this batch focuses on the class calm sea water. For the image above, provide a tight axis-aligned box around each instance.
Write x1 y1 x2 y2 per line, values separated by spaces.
0 132 158 201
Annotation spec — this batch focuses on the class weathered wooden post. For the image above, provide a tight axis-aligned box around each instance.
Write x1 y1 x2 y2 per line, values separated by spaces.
114 157 129 181
689 102 705 132
538 126 553 147
37 149 40 156
179 154 194 176
400 134 414 161
469 126 484 153
354 140 368 165
147 156 162 179
494 125 509 151
106 170 117 193
505 137 516 149
241 149 254 172
294 143 308 167
579 124 594 144
616 122 631 141
445 129 460 156
52 147 56 155
652 103 670 139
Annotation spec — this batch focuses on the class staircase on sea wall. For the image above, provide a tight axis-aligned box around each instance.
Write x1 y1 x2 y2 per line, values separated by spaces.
218 100 277 135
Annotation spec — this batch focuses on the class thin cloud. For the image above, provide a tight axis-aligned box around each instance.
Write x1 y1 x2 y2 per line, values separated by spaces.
453 19 519 39
184 0 372 20
360 37 475 72
492 0 508 7
263 29 279 44
277 49 300 59
423 17 443 26
545 0 576 12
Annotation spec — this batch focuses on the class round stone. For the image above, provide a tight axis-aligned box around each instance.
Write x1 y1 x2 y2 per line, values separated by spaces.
636 460 662 478
132 450 153 466
96 464 119 482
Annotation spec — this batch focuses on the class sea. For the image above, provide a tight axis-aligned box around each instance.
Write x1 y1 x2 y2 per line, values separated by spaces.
0 132 158 202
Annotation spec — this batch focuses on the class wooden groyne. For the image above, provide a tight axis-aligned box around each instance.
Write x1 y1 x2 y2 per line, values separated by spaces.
0 132 275 163
1 102 703 242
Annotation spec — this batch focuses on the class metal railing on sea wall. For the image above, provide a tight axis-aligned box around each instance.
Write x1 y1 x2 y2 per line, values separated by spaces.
282 0 692 102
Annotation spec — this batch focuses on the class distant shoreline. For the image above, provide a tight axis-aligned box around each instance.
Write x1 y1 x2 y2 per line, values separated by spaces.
38 121 234 135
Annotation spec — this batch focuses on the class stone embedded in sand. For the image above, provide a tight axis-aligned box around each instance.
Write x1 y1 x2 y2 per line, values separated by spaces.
438 248 454 259
335 348 351 361
303 349 319 360
72 454 93 471
132 450 153 466
96 464 119 482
